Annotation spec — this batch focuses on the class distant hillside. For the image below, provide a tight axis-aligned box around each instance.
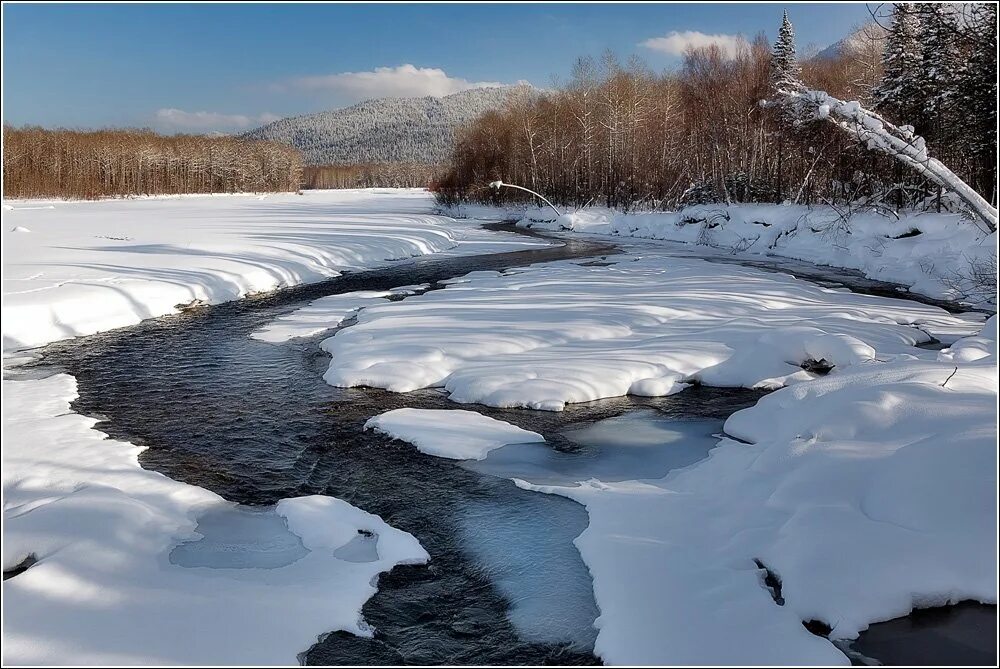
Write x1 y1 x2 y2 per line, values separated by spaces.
243 86 529 166
813 21 887 61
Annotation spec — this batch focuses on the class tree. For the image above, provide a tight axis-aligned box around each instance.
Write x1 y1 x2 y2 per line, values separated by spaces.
954 2 998 201
917 3 961 131
776 87 998 231
770 9 803 94
875 4 924 128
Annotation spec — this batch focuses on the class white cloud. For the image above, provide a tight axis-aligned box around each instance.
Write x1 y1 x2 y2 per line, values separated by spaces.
640 30 748 59
154 108 281 131
282 64 502 100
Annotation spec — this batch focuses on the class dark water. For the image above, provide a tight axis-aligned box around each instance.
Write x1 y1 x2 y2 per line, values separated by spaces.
847 601 997 666
21 224 995 665
26 226 764 664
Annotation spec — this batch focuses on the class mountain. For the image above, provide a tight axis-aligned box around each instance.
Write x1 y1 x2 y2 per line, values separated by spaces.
243 86 529 166
813 21 887 61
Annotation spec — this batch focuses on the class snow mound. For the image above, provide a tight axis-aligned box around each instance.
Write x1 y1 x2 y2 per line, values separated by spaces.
2 373 428 665
322 252 982 410
2 189 546 351
364 408 545 460
253 290 395 343
10 226 31 233
519 319 997 664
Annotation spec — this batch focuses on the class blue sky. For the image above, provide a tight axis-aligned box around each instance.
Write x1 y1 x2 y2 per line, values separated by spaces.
3 3 874 132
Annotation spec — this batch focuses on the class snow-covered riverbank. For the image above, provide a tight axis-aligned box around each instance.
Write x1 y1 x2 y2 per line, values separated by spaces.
447 202 997 308
3 190 995 665
302 225 995 663
1 190 547 664
2 189 548 351
2 373 429 665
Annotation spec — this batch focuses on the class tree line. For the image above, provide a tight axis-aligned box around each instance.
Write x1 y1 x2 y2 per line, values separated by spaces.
3 127 303 199
302 163 438 190
435 4 996 213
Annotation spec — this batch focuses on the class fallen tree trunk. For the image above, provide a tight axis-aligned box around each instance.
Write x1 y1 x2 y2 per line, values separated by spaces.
772 88 998 232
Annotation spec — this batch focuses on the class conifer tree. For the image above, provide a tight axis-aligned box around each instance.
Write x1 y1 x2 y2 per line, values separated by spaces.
770 10 803 93
917 3 960 131
875 4 924 127
955 2 998 198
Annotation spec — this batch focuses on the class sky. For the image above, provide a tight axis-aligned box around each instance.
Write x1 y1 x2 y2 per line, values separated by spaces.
2 2 875 133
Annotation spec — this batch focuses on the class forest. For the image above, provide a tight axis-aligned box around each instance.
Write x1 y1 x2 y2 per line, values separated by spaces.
302 163 438 189
435 4 997 218
3 127 303 199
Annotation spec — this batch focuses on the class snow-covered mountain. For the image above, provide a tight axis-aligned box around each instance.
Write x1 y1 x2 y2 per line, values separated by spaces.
243 86 529 166
813 21 887 61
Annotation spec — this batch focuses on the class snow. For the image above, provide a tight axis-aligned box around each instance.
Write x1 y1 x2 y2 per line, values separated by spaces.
364 408 544 460
251 287 421 343
244 86 529 165
4 189 995 664
448 202 995 306
780 88 998 231
2 188 549 351
321 249 984 411
2 373 428 665
517 317 997 664
313 229 992 663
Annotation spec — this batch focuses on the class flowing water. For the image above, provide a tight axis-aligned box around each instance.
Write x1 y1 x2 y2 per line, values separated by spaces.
16 224 995 665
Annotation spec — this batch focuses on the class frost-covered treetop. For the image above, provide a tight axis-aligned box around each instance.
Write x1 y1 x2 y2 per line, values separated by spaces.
770 10 803 93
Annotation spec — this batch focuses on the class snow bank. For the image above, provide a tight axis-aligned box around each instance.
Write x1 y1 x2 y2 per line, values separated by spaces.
2 373 428 665
449 202 995 306
364 408 544 460
2 189 548 351
251 286 424 343
321 252 983 410
518 317 997 664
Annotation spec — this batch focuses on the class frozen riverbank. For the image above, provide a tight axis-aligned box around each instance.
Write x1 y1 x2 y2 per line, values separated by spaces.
307 234 994 663
2 219 611 665
3 192 994 665
447 202 997 308
1 373 428 665
2 189 549 350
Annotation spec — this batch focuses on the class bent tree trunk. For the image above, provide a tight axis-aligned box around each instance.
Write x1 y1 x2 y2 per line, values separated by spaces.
776 88 998 232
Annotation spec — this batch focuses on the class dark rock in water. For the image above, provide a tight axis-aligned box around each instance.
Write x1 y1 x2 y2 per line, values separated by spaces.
803 619 833 638
800 358 834 375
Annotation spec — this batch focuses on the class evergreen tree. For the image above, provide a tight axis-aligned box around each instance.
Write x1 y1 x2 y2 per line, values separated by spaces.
917 3 960 132
955 2 998 198
875 3 924 127
770 9 803 93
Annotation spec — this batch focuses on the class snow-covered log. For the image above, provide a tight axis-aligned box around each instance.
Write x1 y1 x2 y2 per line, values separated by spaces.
773 88 998 232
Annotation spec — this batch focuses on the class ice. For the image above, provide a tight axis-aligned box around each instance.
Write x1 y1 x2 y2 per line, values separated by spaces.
252 290 396 343
169 505 309 570
332 533 380 563
457 485 599 651
2 374 429 665
466 413 724 485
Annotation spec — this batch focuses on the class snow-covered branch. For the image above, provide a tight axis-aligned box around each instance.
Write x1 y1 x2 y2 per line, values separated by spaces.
773 87 998 232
